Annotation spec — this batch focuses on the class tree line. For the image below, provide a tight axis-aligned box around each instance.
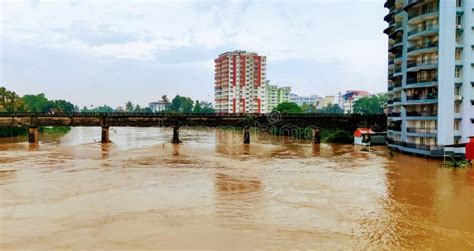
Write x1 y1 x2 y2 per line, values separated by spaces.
81 95 215 113
0 87 76 113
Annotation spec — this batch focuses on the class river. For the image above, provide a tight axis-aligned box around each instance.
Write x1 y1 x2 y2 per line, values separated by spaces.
1 127 473 250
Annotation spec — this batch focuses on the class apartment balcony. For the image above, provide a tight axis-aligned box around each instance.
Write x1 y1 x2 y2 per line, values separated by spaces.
405 111 437 120
384 11 395 22
403 0 423 11
394 22 404 32
407 58 438 72
384 25 394 35
407 41 438 56
384 0 395 9
405 77 437 89
403 143 436 151
408 6 438 24
386 138 402 149
406 127 437 137
405 94 438 105
407 25 439 40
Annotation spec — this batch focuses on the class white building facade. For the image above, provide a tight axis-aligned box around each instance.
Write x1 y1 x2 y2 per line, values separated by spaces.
290 94 319 106
384 0 473 156
148 101 169 112
214 51 267 114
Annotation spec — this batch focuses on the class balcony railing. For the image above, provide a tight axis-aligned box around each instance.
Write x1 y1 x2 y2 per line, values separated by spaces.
408 25 439 37
407 127 437 134
393 97 402 103
407 41 438 53
406 111 438 117
407 58 438 69
407 77 437 84
408 6 439 20
395 65 402 73
406 94 438 101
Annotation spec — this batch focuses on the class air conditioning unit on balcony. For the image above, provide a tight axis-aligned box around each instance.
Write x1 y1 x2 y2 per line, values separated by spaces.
456 24 462 29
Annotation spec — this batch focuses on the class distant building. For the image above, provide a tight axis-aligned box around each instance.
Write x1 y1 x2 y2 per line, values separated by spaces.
266 81 292 111
149 100 169 112
316 96 336 109
340 90 370 114
214 50 267 114
290 94 318 106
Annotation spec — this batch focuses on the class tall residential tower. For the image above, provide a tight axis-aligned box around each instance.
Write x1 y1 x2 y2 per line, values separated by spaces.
384 0 473 156
214 51 267 114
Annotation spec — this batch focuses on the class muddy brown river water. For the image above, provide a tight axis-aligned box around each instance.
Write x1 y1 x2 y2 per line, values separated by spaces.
0 127 473 250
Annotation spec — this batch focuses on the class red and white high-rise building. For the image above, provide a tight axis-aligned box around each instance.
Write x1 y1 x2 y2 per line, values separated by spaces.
214 51 267 114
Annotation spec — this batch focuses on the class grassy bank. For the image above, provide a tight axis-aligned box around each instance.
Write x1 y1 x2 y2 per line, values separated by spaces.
0 127 28 137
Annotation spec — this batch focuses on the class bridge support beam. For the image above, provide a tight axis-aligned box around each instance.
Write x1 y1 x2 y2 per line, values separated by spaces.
28 127 39 143
312 128 321 144
101 126 110 143
243 126 250 144
172 125 180 144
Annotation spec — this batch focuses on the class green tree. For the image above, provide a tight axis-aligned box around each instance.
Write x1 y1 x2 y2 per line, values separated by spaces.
53 100 75 113
23 94 53 113
301 103 317 113
352 94 387 115
0 87 24 112
125 101 134 112
193 100 202 113
274 102 302 113
168 95 194 113
200 101 215 113
317 103 343 114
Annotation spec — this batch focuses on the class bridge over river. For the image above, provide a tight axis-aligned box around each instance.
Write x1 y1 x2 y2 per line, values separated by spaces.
0 113 387 144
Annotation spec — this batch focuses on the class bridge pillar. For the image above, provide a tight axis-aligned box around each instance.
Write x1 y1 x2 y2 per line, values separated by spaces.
101 126 110 143
312 128 321 144
172 125 180 144
28 127 39 143
243 126 250 144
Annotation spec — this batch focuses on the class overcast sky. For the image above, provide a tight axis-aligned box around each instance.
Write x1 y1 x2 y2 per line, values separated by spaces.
1 0 388 108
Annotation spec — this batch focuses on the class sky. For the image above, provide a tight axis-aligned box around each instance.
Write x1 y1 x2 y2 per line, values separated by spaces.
0 0 389 108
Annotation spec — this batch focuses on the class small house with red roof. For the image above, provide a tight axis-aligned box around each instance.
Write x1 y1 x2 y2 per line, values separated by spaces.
354 128 375 145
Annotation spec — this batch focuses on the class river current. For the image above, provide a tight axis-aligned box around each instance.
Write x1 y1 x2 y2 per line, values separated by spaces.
1 127 473 250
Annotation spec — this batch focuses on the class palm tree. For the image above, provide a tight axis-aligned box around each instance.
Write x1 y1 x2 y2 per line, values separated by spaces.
125 101 134 112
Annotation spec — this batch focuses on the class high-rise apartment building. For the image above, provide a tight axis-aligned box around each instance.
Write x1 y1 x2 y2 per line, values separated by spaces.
214 51 267 114
384 0 473 156
266 81 292 111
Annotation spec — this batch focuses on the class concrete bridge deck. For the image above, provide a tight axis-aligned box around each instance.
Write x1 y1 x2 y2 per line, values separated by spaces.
0 112 387 144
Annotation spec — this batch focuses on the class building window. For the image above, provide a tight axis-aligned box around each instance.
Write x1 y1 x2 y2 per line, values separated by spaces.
455 67 462 78
455 49 462 60
454 120 460 130
455 102 461 113
456 0 462 8
455 86 461 95
456 32 463 44
456 15 462 26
